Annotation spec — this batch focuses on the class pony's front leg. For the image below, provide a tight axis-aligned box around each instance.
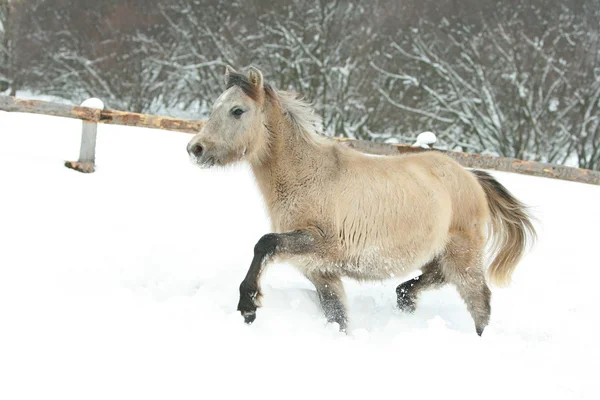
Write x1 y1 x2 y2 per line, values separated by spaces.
307 273 348 332
237 230 316 324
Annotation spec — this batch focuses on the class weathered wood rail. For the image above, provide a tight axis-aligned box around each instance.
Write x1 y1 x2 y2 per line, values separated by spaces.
0 96 205 133
1 95 599 185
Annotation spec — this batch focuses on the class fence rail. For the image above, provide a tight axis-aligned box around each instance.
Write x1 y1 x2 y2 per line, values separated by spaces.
1 95 599 185
0 96 205 133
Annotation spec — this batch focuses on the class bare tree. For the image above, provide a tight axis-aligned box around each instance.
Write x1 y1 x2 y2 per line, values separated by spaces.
373 2 600 168
5 0 600 169
0 0 12 93
253 0 379 138
150 0 258 116
152 0 380 132
5 0 171 111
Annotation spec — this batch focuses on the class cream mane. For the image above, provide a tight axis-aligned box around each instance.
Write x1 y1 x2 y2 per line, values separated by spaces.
275 90 328 145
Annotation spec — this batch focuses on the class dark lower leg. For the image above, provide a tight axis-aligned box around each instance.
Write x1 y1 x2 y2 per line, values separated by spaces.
310 274 348 332
396 258 445 313
237 230 316 324
453 275 491 336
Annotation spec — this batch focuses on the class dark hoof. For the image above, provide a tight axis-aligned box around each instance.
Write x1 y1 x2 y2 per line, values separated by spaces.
397 296 416 313
336 321 348 333
324 310 348 333
241 311 256 324
238 282 260 325
397 301 416 313
396 286 416 313
237 297 257 325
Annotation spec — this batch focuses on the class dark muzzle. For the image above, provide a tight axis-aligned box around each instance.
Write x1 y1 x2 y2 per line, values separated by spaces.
187 142 203 158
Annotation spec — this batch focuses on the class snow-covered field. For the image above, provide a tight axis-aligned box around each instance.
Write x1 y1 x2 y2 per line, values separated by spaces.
1 111 599 400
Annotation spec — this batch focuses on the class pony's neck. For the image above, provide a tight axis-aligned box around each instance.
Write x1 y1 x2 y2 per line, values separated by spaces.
254 95 323 164
249 97 325 209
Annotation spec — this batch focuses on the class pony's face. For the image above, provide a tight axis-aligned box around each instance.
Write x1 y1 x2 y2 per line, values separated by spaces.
187 66 268 168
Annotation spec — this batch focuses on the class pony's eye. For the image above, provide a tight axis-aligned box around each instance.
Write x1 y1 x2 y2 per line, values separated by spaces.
231 108 245 118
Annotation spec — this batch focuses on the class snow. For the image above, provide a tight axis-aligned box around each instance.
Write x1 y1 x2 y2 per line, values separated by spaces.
6 90 75 105
1 111 600 400
549 98 559 112
412 131 437 148
80 97 105 110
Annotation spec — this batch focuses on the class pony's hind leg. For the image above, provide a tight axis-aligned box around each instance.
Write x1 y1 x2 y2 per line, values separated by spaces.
441 232 491 336
307 273 348 332
396 258 445 313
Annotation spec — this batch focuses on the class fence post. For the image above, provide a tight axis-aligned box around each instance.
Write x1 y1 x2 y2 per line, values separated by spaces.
64 98 105 173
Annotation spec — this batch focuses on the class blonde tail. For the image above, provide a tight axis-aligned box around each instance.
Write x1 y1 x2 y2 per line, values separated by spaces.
472 170 537 286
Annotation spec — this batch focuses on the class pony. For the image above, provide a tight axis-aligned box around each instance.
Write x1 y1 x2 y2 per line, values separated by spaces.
187 66 536 335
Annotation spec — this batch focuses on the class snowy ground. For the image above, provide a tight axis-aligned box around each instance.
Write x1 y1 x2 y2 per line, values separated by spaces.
1 111 599 400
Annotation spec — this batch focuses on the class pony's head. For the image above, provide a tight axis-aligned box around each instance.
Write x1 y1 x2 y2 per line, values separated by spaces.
187 66 273 167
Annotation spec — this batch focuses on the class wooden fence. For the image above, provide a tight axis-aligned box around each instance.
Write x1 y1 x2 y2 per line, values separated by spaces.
1 95 599 186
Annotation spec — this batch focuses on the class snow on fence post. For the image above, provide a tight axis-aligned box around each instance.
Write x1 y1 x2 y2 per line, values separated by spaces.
412 131 437 149
64 98 105 173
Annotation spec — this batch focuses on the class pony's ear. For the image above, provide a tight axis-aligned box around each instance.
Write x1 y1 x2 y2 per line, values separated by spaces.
247 66 264 89
224 65 237 84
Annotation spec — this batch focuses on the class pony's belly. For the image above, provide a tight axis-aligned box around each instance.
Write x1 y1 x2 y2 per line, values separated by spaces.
337 243 442 280
283 243 442 282
332 213 449 280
